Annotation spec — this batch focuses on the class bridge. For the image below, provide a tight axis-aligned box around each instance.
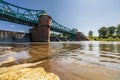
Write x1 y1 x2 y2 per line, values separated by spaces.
0 0 87 42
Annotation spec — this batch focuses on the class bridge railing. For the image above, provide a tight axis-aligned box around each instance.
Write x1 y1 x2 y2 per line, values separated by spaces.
0 0 46 23
51 19 76 35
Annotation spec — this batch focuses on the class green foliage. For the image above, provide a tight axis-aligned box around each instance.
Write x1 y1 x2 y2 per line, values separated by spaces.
96 37 120 41
51 32 70 38
98 27 107 38
98 25 120 39
57 33 63 37
89 36 120 41
107 26 116 37
50 33 57 37
88 30 93 37
71 28 78 33
116 24 120 38
89 24 120 41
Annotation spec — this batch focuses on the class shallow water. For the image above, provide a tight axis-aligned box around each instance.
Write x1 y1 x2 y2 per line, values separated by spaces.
0 41 120 80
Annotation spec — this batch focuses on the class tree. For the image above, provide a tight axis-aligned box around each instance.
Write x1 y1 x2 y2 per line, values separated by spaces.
107 26 116 37
50 33 57 37
116 24 120 38
71 28 78 32
98 27 107 38
57 33 63 37
88 31 93 37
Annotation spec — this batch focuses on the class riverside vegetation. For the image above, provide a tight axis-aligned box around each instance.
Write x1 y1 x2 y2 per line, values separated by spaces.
88 24 120 41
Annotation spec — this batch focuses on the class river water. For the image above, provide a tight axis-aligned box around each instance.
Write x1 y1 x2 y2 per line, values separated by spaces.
0 41 120 80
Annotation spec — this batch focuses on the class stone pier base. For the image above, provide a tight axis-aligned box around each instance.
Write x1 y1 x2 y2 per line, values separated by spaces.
30 26 50 42
76 32 89 41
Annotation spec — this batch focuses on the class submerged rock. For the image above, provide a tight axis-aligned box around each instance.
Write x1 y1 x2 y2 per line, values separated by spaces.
0 63 60 80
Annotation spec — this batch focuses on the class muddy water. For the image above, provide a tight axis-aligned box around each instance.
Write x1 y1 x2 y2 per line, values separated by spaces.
0 41 120 80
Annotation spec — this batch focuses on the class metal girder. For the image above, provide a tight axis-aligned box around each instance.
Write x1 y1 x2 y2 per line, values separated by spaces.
0 0 76 35
0 0 45 23
51 19 76 35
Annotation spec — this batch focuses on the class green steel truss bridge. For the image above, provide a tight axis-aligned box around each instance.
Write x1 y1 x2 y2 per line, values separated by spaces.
0 0 76 35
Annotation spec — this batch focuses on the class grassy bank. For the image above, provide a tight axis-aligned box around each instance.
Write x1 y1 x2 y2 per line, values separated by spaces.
88 37 120 41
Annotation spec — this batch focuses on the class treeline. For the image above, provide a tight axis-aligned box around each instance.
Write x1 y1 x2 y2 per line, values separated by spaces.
98 24 120 38
88 24 120 41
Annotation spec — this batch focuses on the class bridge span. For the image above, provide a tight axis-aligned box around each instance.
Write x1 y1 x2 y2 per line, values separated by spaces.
0 0 87 42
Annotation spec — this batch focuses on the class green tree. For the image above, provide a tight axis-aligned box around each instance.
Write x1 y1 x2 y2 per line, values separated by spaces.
88 31 93 37
50 33 57 37
57 33 63 37
98 27 107 38
116 24 120 38
107 26 116 37
71 28 78 32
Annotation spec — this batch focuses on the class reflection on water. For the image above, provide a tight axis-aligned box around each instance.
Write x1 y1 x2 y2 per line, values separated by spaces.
0 41 120 80
0 51 30 62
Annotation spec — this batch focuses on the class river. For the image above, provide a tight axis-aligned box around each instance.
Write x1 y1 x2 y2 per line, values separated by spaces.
0 41 120 80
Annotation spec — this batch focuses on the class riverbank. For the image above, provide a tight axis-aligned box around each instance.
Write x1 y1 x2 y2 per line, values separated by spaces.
89 37 120 41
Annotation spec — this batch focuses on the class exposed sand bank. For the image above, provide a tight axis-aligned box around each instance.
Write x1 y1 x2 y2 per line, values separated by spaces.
0 62 60 80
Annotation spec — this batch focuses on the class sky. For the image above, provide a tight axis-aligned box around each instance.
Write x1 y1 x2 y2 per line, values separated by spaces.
2 0 120 36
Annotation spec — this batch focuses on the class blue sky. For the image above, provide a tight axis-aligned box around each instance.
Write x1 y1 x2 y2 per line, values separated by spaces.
3 0 120 36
